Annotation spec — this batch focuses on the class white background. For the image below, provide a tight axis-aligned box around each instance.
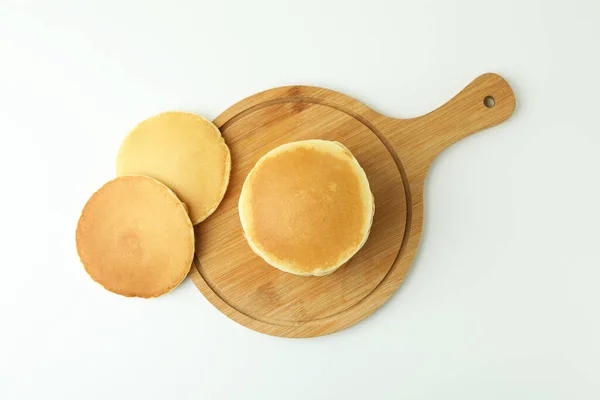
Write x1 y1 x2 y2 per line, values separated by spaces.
1 0 599 399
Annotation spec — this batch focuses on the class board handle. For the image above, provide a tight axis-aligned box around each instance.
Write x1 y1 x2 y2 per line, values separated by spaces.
407 73 516 161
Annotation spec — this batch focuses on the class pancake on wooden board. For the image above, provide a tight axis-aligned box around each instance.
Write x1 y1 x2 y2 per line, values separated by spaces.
76 175 195 298
239 139 375 276
116 111 231 224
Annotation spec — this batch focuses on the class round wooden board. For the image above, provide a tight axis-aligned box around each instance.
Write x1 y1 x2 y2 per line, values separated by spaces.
191 74 516 337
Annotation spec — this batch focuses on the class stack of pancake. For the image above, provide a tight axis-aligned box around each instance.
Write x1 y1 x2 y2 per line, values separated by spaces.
76 115 374 297
239 140 374 276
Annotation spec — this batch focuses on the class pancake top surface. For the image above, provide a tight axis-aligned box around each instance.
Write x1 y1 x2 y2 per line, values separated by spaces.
116 111 231 224
239 139 374 276
76 175 195 298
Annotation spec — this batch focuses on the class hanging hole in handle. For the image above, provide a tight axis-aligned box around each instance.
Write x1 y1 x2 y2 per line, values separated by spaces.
484 96 495 108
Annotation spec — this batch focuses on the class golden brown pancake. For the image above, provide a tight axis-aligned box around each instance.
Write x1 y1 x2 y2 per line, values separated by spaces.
76 175 195 298
239 140 375 276
116 112 231 224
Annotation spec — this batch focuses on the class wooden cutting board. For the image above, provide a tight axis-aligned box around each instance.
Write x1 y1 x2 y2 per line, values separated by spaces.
190 73 516 338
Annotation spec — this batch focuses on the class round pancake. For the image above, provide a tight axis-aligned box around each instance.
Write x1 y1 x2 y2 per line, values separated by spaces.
116 112 231 224
76 175 195 298
239 140 375 276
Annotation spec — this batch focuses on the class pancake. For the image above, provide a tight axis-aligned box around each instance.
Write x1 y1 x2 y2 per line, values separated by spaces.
239 140 375 276
116 111 231 224
76 175 195 298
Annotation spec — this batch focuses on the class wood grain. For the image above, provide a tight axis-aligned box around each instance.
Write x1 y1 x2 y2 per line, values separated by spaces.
190 73 516 337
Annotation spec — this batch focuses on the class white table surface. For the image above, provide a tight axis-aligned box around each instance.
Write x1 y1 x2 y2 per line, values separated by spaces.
1 0 599 399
